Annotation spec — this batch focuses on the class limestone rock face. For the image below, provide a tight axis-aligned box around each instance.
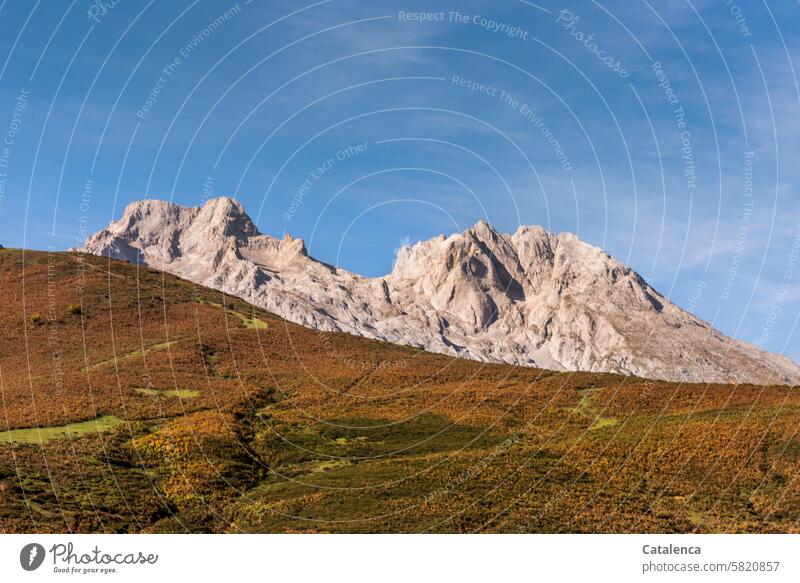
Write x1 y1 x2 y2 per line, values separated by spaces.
76 197 800 385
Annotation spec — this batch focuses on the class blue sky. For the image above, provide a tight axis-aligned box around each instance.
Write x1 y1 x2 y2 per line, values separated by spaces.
0 0 798 361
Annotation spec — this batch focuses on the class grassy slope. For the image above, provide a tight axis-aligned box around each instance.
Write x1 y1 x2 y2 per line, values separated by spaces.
0 248 799 533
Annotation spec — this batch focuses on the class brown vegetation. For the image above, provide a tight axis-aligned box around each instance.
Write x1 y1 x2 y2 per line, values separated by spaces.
1 248 799 533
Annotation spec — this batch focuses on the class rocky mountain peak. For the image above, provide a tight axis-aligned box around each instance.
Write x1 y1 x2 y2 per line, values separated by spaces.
279 233 308 257
465 218 500 240
196 196 258 239
76 198 800 385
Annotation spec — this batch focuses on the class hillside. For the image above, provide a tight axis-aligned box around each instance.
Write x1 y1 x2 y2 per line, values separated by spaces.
77 197 800 385
1 248 800 533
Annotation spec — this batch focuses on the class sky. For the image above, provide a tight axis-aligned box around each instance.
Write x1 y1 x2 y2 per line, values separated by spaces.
0 0 798 361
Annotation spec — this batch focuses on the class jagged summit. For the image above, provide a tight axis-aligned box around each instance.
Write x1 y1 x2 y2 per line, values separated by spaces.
76 197 800 385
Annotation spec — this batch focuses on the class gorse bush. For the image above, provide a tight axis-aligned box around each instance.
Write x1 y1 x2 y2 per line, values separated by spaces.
29 312 42 324
67 304 82 315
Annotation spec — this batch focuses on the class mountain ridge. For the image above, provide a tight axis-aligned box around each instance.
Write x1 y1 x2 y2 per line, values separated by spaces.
75 196 800 385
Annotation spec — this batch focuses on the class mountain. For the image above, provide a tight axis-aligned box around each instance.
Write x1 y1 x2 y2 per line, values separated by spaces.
76 197 800 385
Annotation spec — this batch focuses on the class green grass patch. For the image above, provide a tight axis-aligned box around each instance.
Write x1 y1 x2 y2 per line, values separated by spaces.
236 313 268 329
88 339 181 370
134 387 200 399
655 405 800 425
198 300 268 329
0 416 125 444
589 417 619 430
573 389 619 431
